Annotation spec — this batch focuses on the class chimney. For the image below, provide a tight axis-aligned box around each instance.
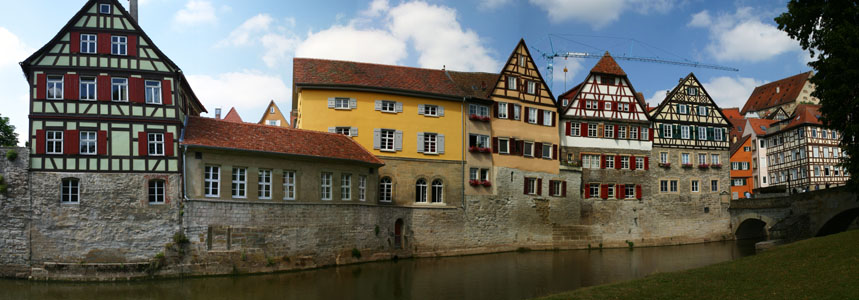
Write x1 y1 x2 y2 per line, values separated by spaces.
129 0 138 22
215 108 222 119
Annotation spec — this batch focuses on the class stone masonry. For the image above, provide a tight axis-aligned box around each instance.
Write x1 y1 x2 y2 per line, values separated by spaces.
0 148 31 278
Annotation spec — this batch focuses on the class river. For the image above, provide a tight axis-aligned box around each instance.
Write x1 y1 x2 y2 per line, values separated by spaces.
0 239 758 300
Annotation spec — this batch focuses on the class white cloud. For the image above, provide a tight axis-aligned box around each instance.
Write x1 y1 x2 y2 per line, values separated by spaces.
219 14 274 47
551 58 584 95
173 0 217 26
0 27 31 146
0 27 29 68
645 90 668 108
479 0 512 10
186 71 292 120
693 7 800 62
702 76 764 109
295 26 407 65
529 0 676 28
219 14 300 67
261 33 301 68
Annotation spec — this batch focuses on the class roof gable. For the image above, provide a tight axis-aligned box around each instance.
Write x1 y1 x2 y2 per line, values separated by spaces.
651 73 730 126
258 100 289 125
489 39 556 106
223 108 243 123
590 52 626 76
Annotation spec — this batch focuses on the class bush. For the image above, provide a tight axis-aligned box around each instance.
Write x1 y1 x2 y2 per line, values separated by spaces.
351 248 362 259
266 257 276 267
627 240 635 250
172 232 190 245
5 150 17 161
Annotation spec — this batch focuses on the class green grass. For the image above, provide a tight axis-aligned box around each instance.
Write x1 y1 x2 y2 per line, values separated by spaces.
537 230 859 300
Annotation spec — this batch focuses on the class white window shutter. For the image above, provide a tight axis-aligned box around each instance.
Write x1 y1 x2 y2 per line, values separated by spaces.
350 127 358 137
328 127 335 133
375 100 382 111
349 98 357 109
418 104 425 115
395 102 403 113
395 130 403 151
328 98 335 108
417 132 425 153
373 129 381 150
438 106 444 116
438 134 445 154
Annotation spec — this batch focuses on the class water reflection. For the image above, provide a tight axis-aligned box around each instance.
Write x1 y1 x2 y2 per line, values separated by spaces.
0 240 756 300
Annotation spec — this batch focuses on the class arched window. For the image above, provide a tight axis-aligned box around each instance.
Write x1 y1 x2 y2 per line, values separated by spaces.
379 177 392 202
431 180 443 203
149 179 165 204
415 179 427 203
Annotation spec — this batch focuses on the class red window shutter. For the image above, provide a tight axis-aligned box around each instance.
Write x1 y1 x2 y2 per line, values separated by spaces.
553 144 558 160
565 121 571 136
537 179 542 196
523 106 530 122
600 155 606 169
98 33 111 54
631 104 637 113
70 32 80 53
508 102 514 117
138 131 148 156
524 178 529 195
618 184 625 199
562 181 567 197
36 74 47 99
535 142 542 158
630 155 637 170
636 185 642 200
581 122 588 137
97 131 108 155
613 101 618 111
97 76 111 101
129 77 144 103
128 35 138 57
36 130 46 154
165 133 174 156
614 125 619 139
494 102 499 118
649 127 654 141
161 79 172 105
537 109 544 125
492 137 498 153
584 183 590 198
644 157 649 170
601 184 608 199
64 130 79 155
615 155 621 170
551 112 556 127
64 74 79 100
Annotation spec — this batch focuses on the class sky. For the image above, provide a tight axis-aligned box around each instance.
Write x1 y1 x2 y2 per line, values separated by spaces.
0 0 813 145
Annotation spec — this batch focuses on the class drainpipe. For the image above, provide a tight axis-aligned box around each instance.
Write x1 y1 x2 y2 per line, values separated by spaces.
180 116 189 202
461 99 467 214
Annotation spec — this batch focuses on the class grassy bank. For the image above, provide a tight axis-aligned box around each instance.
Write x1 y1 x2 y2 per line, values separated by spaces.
537 230 859 300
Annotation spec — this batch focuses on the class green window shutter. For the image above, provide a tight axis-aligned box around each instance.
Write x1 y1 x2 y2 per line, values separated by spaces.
673 124 679 137
659 124 664 138
707 127 715 141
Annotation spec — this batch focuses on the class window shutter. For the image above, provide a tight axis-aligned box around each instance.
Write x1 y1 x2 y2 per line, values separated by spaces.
161 80 172 105
98 76 111 101
523 107 529 122
129 77 144 103
97 131 108 155
127 35 137 57
581 122 588 137
636 185 642 200
417 132 425 153
565 121 571 136
601 184 608 199
614 125 619 139
534 142 542 158
373 129 381 150
374 100 382 111
438 106 444 116
673 125 680 137
708 127 715 141
631 103 636 113
537 179 542 196
551 112 556 127
394 130 403 150
562 181 567 197
523 178 529 195
615 155 621 170
165 133 174 156
630 155 637 170
494 102 499 118
649 127 654 141
601 155 606 169
350 98 357 109
328 127 335 133
98 33 111 54
537 109 544 125
36 74 47 100
618 184 625 199
508 102 514 117
519 141 525 157
138 131 148 156
552 145 558 160
64 130 79 155
438 134 445 154
659 124 664 138
584 183 590 198
418 104 425 115
395 102 403 113
70 32 80 53
644 157 649 170
35 130 46 154
327 97 335 108
64 74 79 100
492 137 499 153
350 127 358 137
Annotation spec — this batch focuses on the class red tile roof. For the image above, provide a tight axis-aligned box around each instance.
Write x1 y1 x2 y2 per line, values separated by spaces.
222 107 243 123
721 108 742 120
590 52 626 76
446 71 499 99
293 58 468 98
182 116 384 166
730 134 751 156
741 72 812 114
747 118 777 136
779 103 823 131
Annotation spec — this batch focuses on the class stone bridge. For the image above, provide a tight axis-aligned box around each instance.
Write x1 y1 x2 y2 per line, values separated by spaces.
730 186 859 242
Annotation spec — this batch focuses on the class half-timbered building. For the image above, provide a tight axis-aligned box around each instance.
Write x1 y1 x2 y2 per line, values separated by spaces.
558 52 652 201
649 73 730 201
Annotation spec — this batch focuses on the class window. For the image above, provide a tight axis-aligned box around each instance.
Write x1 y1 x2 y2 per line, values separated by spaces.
415 179 428 203
621 156 630 169
334 97 350 109
550 181 562 196
431 180 443 203
715 128 724 141
527 108 538 124
678 104 687 114
588 124 598 137
523 142 533 157
258 169 272 199
204 165 220 197
604 102 613 111
711 180 719 192
660 152 668 164
513 105 521 120
379 177 392 202
625 185 635 199
359 176 367 201
99 3 111 14
604 125 614 138
687 87 698 96
670 180 678 192
635 157 644 170
525 178 537 195
147 133 164 156
80 77 96 100
542 144 552 159
111 35 127 55
335 127 351 136
698 106 707 116
681 126 690 139
46 131 63 154
47 76 63 100
469 104 489 117
605 155 615 169
498 138 509 154
571 122 581 136
641 128 649 140
469 168 479 181
620 103 630 112
600 75 615 85
607 185 615 198
589 184 599 198
631 127 639 140
341 174 352 200
811 128 817 138
527 81 536 94
79 131 96 155
61 178 80 203
618 126 627 139
698 127 707 140
663 124 673 138
698 153 707 165
380 129 395 151
422 104 439 116
508 76 518 90
283 171 296 200
270 107 275 114
480 169 490 181
141 80 162 104
682 153 690 164
582 154 600 169
469 134 490 148
518 55 526 67
80 34 97 54
543 110 553 126
230 168 246 198
498 103 508 119
744 146 751 152
320 172 332 200
824 166 830 176
691 180 699 192
380 100 396 113
112 78 128 101
423 133 438 154
148 180 165 204
711 154 720 165
660 180 668 192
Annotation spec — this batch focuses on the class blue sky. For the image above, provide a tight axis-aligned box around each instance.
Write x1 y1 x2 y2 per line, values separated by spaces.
0 0 811 144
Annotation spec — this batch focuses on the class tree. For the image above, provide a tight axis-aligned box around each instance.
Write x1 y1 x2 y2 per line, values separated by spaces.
0 114 17 147
775 1 859 188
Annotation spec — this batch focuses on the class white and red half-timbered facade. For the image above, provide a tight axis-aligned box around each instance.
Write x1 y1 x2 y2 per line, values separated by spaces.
558 52 652 201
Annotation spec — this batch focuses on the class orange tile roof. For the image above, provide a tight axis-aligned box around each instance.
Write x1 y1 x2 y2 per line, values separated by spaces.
779 103 823 132
741 71 812 114
590 52 626 76
222 107 243 123
721 108 742 120
182 116 384 166
747 118 777 136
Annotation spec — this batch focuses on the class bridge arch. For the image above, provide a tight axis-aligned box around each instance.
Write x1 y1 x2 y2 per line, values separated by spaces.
815 208 859 237
735 218 769 240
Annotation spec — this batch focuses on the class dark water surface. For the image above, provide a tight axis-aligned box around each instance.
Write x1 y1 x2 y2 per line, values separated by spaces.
0 240 758 300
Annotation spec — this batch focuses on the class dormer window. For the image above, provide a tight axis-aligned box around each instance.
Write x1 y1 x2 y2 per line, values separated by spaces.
99 4 112 14
687 87 697 96
507 76 517 90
